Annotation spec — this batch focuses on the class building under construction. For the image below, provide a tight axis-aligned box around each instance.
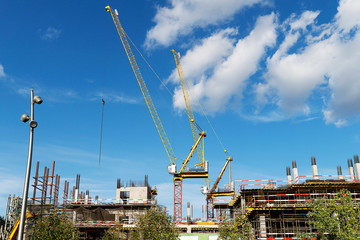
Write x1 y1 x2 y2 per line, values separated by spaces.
0 161 158 240
226 155 360 240
3 156 360 240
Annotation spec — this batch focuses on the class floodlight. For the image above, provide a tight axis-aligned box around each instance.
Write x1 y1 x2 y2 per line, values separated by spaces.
29 120 38 128
33 96 43 104
20 114 30 123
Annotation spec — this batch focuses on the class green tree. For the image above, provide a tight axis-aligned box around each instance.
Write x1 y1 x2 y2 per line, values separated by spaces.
29 209 79 240
218 210 254 240
101 226 127 240
130 207 178 240
299 189 360 240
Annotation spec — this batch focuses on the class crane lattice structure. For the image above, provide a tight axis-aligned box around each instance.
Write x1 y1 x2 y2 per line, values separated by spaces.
202 156 234 219
106 6 208 222
171 50 204 166
105 6 176 166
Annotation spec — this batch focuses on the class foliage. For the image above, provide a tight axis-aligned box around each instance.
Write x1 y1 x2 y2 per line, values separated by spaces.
218 210 254 240
129 207 178 240
298 189 360 240
101 226 127 240
29 209 79 240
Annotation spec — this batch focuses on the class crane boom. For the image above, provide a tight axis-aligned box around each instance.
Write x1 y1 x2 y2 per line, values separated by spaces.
106 6 176 165
171 50 204 166
209 156 232 194
178 132 206 174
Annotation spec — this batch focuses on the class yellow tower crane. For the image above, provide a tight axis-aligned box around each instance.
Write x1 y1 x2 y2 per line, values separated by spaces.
201 156 234 220
105 6 208 222
172 49 235 220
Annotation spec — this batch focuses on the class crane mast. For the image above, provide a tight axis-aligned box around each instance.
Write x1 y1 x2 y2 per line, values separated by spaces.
105 6 176 165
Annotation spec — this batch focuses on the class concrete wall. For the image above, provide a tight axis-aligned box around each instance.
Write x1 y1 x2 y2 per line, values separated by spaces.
119 186 148 199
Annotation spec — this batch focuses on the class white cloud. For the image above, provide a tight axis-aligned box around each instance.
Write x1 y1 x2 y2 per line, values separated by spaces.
172 13 277 114
0 64 5 78
254 0 360 126
288 11 320 31
335 0 360 33
165 0 360 126
95 91 140 104
169 28 237 110
40 27 62 41
257 10 325 116
145 0 263 49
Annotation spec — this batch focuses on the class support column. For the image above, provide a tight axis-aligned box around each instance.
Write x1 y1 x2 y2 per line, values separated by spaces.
292 161 299 184
206 197 214 220
354 155 360 179
174 178 182 222
311 157 319 179
286 167 292 185
348 159 355 181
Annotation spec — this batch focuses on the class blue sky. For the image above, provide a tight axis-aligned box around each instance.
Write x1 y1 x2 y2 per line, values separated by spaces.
1 0 360 218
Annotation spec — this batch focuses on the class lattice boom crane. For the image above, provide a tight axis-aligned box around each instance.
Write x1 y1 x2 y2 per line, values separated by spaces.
105 6 176 165
106 6 208 222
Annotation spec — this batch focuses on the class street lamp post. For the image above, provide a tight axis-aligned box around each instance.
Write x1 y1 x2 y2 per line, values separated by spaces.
18 88 42 240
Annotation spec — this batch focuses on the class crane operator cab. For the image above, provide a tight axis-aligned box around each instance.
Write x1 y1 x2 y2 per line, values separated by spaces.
168 161 209 174
168 160 209 178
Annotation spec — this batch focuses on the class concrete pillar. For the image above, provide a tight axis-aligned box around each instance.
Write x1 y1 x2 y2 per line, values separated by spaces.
187 202 191 224
354 155 360 179
74 189 79 203
292 161 299 184
348 159 355 181
116 178 121 203
311 157 319 179
85 190 89 205
337 166 344 179
75 174 80 203
286 167 292 185
72 188 78 223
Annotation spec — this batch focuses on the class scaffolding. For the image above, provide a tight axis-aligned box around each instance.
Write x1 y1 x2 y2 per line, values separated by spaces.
230 158 360 239
31 160 60 205
0 195 21 240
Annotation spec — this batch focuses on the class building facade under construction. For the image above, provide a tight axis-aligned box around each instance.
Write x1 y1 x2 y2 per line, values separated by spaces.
227 156 360 240
3 156 360 240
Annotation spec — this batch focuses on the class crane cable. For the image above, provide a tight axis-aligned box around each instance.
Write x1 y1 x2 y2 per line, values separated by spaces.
125 32 229 157
99 99 105 169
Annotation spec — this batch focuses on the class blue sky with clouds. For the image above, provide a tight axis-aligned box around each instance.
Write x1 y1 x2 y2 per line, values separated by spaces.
1 0 360 218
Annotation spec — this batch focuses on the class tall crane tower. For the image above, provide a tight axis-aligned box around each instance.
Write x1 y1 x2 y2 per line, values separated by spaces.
105 6 208 222
171 49 210 222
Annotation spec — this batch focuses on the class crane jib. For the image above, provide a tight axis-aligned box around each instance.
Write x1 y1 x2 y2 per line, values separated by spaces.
106 6 176 165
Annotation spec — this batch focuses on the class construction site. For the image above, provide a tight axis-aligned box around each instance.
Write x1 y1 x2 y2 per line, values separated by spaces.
2 4 360 240
2 155 360 239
